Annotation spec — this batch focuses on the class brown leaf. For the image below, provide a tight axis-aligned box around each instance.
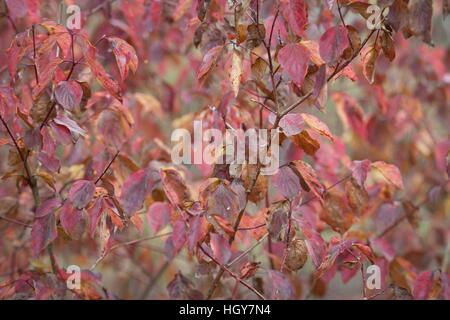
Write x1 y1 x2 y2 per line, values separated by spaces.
290 130 320 155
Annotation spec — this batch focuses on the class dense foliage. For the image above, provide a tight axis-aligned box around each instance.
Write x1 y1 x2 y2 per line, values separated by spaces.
0 0 449 300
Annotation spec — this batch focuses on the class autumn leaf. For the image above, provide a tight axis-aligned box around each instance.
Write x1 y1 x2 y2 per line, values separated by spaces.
300 113 334 141
68 180 95 209
350 159 371 187
197 45 223 84
278 43 311 88
290 130 320 155
60 201 84 239
85 43 122 101
55 81 83 111
120 169 152 216
288 0 308 37
31 211 57 256
107 37 139 81
229 49 243 97
291 160 325 202
362 45 379 84
319 25 349 64
160 168 191 207
210 233 231 265
146 201 171 233
371 161 404 189
279 113 305 136
271 166 301 199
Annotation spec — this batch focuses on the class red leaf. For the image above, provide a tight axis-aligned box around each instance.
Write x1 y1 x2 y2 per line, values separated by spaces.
38 152 60 173
412 271 434 300
31 212 57 256
32 55 63 99
265 270 294 299
271 166 301 199
55 81 82 111
172 219 187 252
160 168 191 207
333 92 367 139
288 0 308 37
167 271 203 300
107 37 139 81
350 159 371 187
85 43 122 101
60 201 84 239
279 113 305 136
200 179 238 219
210 233 231 265
53 113 86 138
291 160 325 202
278 43 311 87
68 180 95 209
319 25 349 64
197 45 223 84
300 113 334 141
87 198 103 238
187 215 207 251
371 161 404 189
120 169 152 216
146 201 171 233
36 197 61 218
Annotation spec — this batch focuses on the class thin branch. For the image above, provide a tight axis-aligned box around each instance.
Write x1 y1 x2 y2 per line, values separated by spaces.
0 114 39 203
199 245 266 300
32 25 39 85
227 233 268 267
90 232 172 270
95 150 120 184
0 215 32 228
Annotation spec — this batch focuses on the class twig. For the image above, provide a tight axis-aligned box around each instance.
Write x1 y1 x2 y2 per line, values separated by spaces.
95 150 120 184
227 233 268 267
90 232 172 270
0 215 32 228
199 245 266 300
32 25 39 85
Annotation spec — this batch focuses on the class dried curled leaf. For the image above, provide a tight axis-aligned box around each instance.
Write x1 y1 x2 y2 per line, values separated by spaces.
285 239 308 271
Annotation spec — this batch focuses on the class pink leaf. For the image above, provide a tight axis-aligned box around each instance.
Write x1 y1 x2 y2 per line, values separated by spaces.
350 159 371 187
271 166 301 199
210 233 231 265
120 169 152 216
371 161 404 189
107 37 139 81
53 113 86 138
265 270 294 299
55 81 83 111
60 201 84 239
197 45 223 84
31 212 57 256
288 0 308 37
412 271 434 300
279 113 305 136
300 113 334 141
278 43 311 87
68 180 95 209
36 197 61 218
146 202 171 233
319 25 349 64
